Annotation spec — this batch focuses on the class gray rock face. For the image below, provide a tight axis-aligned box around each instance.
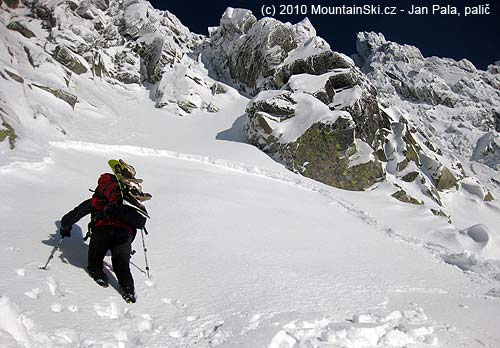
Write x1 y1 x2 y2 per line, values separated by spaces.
212 12 485 199
275 51 353 87
208 10 389 190
356 31 500 201
0 117 17 149
29 3 56 29
245 87 385 190
4 69 24 83
494 110 500 132
136 35 165 83
53 45 89 75
488 63 500 74
16 0 206 107
355 32 500 111
32 84 78 109
7 21 36 38
208 8 324 93
3 0 19 9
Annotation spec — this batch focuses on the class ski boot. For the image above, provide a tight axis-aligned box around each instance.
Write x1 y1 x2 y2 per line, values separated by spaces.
87 268 109 288
122 291 136 303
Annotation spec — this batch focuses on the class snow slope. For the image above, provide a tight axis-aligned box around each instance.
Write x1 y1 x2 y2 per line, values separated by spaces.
1 1 500 347
1 84 500 347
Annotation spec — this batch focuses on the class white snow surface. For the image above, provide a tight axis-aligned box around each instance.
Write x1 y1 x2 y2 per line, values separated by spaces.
269 92 347 143
286 70 349 94
283 35 330 65
1 75 500 347
1 3 500 348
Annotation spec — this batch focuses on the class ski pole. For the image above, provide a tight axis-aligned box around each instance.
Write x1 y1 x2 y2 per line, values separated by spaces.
39 237 65 270
140 228 150 278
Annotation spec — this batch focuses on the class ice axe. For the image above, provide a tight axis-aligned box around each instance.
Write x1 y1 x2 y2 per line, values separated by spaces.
39 237 65 270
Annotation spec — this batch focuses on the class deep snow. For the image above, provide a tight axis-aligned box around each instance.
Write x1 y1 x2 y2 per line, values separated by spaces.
1 1 500 347
1 82 500 347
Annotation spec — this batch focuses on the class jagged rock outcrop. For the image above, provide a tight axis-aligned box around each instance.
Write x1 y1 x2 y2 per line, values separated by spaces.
0 101 19 149
53 45 89 75
210 8 387 190
209 10 500 203
356 31 500 201
208 8 329 93
7 21 35 38
0 117 17 149
487 61 500 74
32 84 78 108
0 0 229 118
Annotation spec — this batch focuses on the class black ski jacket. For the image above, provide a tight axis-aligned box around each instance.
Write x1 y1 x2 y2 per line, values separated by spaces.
61 199 92 230
61 198 146 235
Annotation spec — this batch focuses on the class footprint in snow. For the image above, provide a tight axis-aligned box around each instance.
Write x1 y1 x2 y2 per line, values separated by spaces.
186 315 199 322
169 329 187 339
162 298 186 308
46 277 64 297
145 279 156 287
94 300 136 320
16 269 26 276
114 330 143 346
137 314 154 332
25 288 41 299
51 330 78 345
269 307 438 348
51 303 63 313
240 313 261 334
94 302 122 319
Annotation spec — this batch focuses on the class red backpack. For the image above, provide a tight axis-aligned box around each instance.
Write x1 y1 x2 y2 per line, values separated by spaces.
90 173 132 232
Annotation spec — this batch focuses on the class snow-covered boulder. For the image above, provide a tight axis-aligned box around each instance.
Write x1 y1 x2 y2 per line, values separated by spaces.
6 21 35 38
52 45 89 75
208 8 326 93
218 7 256 35
246 90 385 190
210 10 387 190
155 61 221 115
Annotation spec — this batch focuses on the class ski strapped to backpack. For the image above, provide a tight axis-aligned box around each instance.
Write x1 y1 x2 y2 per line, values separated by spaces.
108 159 151 219
109 159 153 278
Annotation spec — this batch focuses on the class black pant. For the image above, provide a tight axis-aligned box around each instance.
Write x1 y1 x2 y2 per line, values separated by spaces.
88 226 134 292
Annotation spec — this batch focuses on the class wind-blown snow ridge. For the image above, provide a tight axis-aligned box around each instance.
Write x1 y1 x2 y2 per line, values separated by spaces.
0 157 54 173
49 140 452 259
49 140 318 187
52 141 500 274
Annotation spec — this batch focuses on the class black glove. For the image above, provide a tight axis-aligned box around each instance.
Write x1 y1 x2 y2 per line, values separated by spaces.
60 225 71 238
